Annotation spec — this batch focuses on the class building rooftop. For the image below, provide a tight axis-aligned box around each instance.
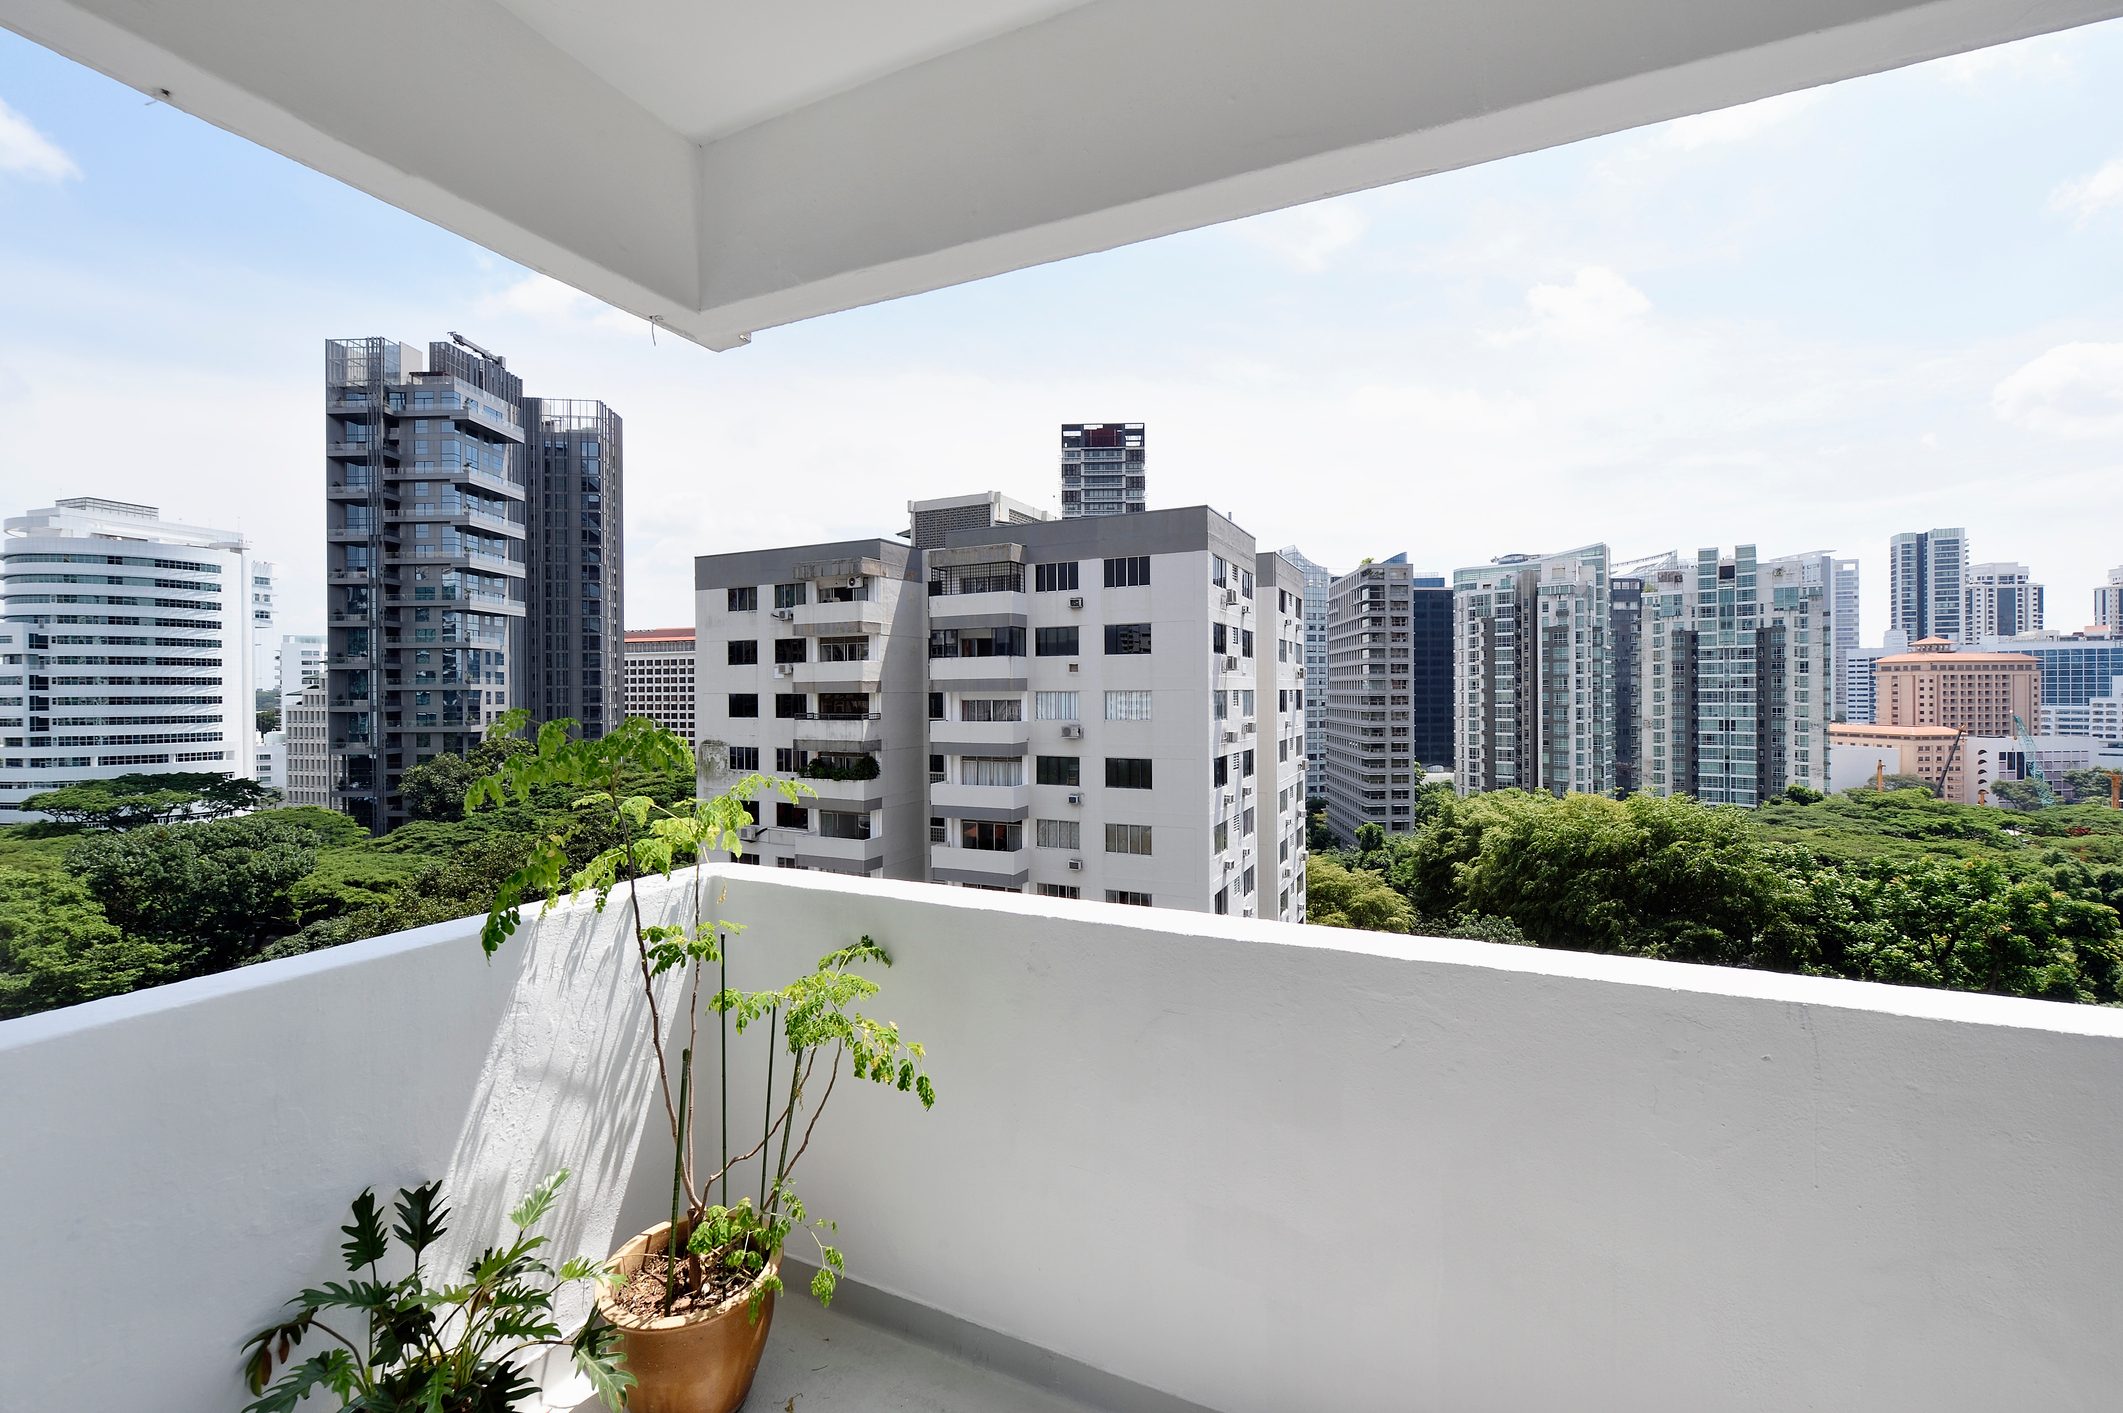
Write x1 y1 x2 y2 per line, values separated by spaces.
623 627 696 643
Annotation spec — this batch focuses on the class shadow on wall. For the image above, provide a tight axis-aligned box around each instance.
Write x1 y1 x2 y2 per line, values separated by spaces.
434 881 694 1398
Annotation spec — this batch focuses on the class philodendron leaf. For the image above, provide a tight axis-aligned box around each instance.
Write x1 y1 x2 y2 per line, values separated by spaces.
393 1180 448 1256
341 1188 387 1271
509 1168 569 1230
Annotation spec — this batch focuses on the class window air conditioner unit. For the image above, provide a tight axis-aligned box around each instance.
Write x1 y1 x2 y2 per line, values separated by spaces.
1223 589 1239 605
1069 596 1084 609
1223 730 1238 744
774 664 794 677
1224 656 1239 672
772 608 794 621
1061 724 1084 739
1068 858 1084 872
1066 792 1083 806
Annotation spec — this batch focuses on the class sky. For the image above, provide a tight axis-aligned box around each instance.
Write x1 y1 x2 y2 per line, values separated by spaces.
2 22 2121 646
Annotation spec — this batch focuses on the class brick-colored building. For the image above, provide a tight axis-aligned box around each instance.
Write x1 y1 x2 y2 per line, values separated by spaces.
1873 636 2040 736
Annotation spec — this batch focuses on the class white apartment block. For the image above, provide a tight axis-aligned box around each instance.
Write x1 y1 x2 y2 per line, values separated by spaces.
693 506 1305 922
0 497 256 819
1452 545 1614 797
284 683 331 806
1635 547 1833 805
696 539 930 881
250 559 275 697
1278 546 1333 800
2094 567 2122 630
1964 562 2044 640
623 627 698 743
277 633 325 711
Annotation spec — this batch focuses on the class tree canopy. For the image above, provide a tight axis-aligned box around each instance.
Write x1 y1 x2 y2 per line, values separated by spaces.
22 772 277 830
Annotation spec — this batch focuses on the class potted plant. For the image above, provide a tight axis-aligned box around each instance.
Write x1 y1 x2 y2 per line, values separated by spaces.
470 715 934 1413
239 1169 632 1411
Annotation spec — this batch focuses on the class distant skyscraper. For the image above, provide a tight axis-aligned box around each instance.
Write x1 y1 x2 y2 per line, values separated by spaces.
2095 567 2123 631
1059 423 1145 517
1825 558 1860 720
623 627 697 743
1888 527 1967 643
1963 562 2043 640
285 683 330 807
251 560 276 697
324 334 622 833
1452 545 1614 798
524 398 624 737
1321 555 1451 842
277 634 325 711
1277 547 1335 798
1842 629 1909 726
1 498 255 819
1610 573 1645 792
1633 547 1833 805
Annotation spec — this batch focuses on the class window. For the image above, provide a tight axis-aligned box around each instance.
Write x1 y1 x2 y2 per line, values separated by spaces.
1211 557 1228 587
1034 562 1080 592
928 753 945 783
960 698 1022 722
1241 629 1255 658
1105 690 1152 721
1035 691 1079 720
960 820 1022 852
777 802 809 828
1036 755 1080 787
773 638 807 664
775 748 810 773
1215 820 1229 852
1215 887 1229 915
1106 890 1152 907
727 639 757 665
1105 823 1153 856
928 692 944 720
773 582 806 609
1106 757 1153 789
728 693 758 718
1105 623 1152 655
818 692 869 717
774 693 806 718
818 810 871 840
1103 555 1150 588
1035 626 1079 656
960 756 1024 787
1035 818 1081 850
728 746 759 771
1242 749 1255 777
727 587 757 612
1037 883 1081 899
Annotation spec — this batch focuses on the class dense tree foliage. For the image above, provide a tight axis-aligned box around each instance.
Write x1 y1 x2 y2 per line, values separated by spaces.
1305 855 1414 933
0 871 183 1019
22 772 276 829
1311 786 2123 1006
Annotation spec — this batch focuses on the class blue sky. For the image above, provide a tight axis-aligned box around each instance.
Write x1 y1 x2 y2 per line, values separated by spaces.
2 22 2121 641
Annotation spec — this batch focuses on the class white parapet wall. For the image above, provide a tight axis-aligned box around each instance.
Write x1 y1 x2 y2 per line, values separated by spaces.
5 867 2123 1412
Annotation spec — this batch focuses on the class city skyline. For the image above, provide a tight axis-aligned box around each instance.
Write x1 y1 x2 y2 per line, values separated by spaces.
5 23 2123 644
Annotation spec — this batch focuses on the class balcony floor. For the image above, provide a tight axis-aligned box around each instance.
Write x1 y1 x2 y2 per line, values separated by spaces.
563 1292 1115 1413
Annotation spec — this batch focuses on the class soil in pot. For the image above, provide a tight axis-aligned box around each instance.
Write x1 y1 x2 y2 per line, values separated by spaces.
612 1251 766 1322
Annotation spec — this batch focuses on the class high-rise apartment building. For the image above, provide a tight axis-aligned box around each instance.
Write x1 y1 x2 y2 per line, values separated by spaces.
1452 545 1614 798
1964 562 2043 640
1831 559 1860 719
1888 527 1967 643
284 682 330 807
623 628 697 743
2096 567 2123 630
1276 547 1334 799
1610 573 1645 792
1633 547 1833 804
1058 423 1146 518
1321 555 1455 842
324 335 621 833
525 398 623 734
1873 637 2040 735
0 498 255 819
695 505 1305 921
250 560 275 697
277 634 325 710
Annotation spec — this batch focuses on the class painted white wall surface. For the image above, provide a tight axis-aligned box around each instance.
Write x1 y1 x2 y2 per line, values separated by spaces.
5 868 2123 1412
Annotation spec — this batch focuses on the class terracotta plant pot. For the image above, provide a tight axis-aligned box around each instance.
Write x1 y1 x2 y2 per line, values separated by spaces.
597 1219 778 1413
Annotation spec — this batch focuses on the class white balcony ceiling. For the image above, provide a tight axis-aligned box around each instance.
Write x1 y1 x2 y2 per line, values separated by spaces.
6 0 2121 350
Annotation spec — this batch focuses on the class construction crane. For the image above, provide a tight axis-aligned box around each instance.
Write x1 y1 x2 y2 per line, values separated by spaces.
1933 730 1964 798
2013 714 2049 787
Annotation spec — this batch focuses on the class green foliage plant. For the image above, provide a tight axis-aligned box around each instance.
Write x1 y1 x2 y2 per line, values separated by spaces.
23 771 275 829
240 1169 630 1412
470 713 935 1325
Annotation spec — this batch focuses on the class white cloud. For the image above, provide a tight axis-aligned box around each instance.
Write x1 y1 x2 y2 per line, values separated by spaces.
1655 89 1821 152
478 272 642 333
0 97 81 181
1519 266 1651 339
1231 200 1368 272
1993 342 2123 438
1934 33 2078 86
2051 157 2123 226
